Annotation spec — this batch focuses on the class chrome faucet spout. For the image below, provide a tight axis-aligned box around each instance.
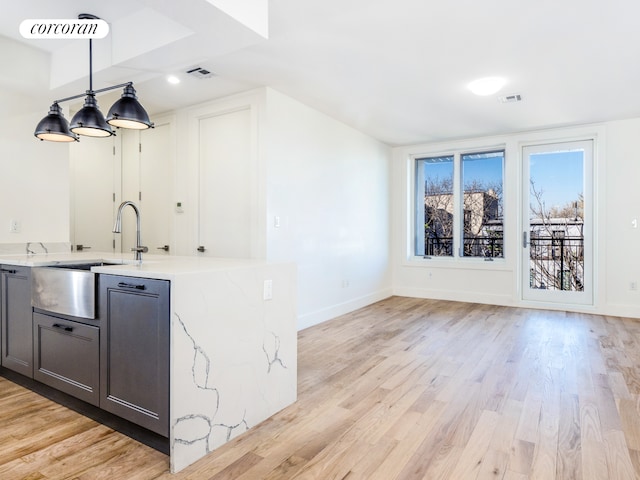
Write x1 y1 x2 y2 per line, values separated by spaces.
113 201 148 261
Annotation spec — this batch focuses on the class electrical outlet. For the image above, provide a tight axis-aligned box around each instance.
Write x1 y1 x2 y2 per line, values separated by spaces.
631 281 638 292
263 279 273 300
9 219 20 233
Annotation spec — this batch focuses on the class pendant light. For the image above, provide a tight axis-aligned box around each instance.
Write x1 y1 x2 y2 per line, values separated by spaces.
106 84 153 129
70 94 114 138
34 13 153 142
34 102 78 142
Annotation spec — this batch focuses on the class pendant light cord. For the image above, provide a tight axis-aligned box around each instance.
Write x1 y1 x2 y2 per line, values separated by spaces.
89 38 93 93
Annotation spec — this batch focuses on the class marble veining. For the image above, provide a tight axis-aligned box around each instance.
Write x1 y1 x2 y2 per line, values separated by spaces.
171 312 254 461
0 242 70 256
173 413 249 453
263 331 286 373
175 314 218 392
169 264 296 473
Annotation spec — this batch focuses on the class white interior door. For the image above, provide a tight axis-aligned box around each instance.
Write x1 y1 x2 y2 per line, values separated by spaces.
198 108 253 258
70 137 116 253
140 123 172 255
521 140 593 305
119 129 140 254
118 125 172 256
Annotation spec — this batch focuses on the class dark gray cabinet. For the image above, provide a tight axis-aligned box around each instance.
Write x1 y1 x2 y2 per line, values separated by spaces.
1 265 33 377
33 312 100 405
99 274 170 436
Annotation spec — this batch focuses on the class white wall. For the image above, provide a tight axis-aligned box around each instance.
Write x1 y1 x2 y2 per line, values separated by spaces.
0 108 70 245
264 89 392 329
603 118 640 317
0 36 70 246
156 87 393 330
391 119 640 319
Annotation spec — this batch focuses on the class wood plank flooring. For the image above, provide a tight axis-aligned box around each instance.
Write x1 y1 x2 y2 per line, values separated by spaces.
2 296 640 479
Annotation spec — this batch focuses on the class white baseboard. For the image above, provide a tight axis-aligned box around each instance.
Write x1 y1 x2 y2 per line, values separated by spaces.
599 303 640 319
392 286 514 307
393 287 640 320
297 288 393 331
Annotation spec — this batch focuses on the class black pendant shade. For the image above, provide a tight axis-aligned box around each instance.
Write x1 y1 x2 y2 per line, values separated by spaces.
34 102 78 143
34 14 153 143
70 93 114 137
106 84 153 130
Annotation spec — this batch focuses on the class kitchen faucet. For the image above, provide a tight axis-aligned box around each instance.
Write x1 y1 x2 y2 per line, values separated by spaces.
113 201 148 261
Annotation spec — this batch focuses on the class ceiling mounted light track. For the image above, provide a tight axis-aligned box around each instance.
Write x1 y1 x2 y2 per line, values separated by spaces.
34 13 153 142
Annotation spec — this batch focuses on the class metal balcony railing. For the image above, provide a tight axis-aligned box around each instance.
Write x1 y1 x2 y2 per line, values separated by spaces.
529 236 584 291
423 234 584 291
424 235 504 258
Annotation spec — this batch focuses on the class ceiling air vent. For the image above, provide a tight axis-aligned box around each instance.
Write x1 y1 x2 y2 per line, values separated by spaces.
498 93 523 103
186 66 215 79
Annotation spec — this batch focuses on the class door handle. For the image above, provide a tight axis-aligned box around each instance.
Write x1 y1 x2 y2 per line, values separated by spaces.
157 245 170 252
197 246 206 253
52 323 74 332
522 231 529 248
117 282 146 291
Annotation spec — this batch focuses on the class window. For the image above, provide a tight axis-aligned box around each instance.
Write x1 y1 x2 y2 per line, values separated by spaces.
461 151 504 258
414 149 504 259
414 155 454 257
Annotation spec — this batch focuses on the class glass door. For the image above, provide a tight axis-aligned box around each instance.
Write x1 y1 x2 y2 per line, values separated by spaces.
522 140 593 305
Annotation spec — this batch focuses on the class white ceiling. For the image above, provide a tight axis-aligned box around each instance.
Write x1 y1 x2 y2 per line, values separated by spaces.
2 0 640 146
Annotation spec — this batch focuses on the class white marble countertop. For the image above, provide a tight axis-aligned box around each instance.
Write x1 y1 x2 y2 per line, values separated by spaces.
0 252 274 281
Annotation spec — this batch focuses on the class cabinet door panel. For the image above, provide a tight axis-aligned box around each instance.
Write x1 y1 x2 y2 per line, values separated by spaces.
1 266 33 377
99 275 169 436
33 312 100 405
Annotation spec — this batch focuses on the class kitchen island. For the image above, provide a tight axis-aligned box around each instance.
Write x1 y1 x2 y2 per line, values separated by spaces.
0 251 297 473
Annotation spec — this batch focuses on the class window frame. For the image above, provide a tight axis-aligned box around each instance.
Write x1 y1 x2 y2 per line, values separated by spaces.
414 154 455 258
410 146 506 264
460 149 505 259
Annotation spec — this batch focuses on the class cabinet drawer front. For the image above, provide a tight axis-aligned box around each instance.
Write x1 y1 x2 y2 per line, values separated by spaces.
33 312 100 406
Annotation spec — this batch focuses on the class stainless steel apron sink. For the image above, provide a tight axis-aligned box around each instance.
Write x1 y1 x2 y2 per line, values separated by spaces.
31 263 115 319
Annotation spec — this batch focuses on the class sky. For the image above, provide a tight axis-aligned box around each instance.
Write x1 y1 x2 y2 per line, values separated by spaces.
529 150 583 210
418 152 503 191
418 149 584 210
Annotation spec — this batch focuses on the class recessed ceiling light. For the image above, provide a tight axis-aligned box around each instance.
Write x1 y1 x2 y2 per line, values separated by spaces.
167 75 180 85
468 77 507 96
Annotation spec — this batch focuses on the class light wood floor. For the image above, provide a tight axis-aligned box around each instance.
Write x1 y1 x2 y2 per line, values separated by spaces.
2 296 640 479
